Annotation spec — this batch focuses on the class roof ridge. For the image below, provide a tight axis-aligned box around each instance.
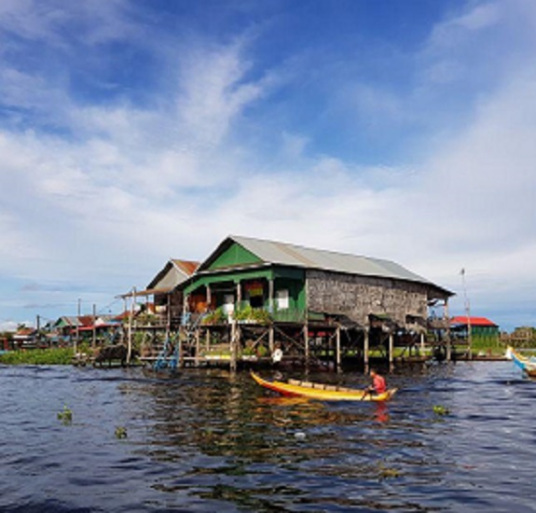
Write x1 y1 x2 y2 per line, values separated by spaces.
230 234 390 263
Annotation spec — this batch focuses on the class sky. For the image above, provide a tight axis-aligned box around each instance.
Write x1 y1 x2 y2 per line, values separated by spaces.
0 0 535 332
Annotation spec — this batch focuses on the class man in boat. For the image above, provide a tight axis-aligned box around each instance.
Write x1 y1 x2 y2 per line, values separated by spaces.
367 368 386 395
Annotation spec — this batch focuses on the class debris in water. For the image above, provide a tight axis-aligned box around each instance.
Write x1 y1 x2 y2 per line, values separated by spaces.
115 426 128 439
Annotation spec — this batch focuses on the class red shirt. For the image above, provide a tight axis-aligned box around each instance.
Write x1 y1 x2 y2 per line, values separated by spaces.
373 374 386 394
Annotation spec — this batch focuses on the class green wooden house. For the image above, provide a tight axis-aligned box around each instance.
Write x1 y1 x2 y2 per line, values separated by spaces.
182 235 453 332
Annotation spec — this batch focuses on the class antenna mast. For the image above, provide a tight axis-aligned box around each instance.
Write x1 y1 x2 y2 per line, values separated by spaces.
461 268 472 359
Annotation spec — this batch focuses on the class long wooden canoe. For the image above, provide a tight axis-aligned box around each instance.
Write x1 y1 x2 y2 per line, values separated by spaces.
251 371 397 402
506 346 536 377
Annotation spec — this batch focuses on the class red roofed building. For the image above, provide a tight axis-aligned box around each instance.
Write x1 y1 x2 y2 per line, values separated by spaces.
451 316 499 339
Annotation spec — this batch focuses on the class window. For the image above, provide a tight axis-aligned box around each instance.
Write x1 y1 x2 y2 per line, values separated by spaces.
276 289 289 310
245 281 264 308
222 294 235 315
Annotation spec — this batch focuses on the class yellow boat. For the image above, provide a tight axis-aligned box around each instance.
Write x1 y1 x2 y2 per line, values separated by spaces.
251 371 397 402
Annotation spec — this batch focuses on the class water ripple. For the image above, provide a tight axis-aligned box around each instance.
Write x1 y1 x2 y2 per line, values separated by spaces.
0 362 534 512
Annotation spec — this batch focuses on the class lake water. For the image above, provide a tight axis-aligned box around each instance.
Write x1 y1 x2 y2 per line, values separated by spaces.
0 361 534 513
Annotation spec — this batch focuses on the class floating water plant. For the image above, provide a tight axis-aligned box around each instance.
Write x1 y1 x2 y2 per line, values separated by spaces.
378 463 400 479
115 426 128 439
433 405 450 416
57 406 73 425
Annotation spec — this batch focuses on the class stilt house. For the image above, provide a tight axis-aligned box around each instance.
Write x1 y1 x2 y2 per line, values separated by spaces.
144 259 200 326
182 235 453 336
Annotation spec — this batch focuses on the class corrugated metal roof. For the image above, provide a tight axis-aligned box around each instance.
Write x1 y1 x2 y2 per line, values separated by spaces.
230 235 435 285
119 288 172 298
451 316 497 327
146 259 200 292
171 259 199 276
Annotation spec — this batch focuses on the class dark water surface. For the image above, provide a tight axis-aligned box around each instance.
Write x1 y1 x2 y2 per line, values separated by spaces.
1 362 535 512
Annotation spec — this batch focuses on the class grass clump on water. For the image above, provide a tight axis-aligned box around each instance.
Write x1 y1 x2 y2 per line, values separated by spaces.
57 406 73 425
0 348 74 365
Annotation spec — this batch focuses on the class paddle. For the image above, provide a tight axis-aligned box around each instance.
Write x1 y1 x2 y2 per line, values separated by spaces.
361 387 373 401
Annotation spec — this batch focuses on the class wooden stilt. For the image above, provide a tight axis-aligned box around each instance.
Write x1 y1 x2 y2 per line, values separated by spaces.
195 328 201 367
268 278 274 314
388 332 394 372
364 329 370 372
178 334 183 368
420 332 425 357
444 300 452 361
127 288 135 365
236 282 242 310
304 323 309 366
206 285 211 309
335 325 341 370
230 321 237 373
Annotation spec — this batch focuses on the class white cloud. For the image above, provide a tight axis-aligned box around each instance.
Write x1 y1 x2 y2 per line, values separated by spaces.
0 0 134 46
176 39 274 148
429 2 500 47
0 0 535 330
0 319 25 332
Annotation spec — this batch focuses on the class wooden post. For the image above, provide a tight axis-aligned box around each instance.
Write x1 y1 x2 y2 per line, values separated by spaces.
230 321 237 373
269 325 274 352
127 288 136 365
35 315 41 348
206 285 211 310
195 328 201 367
335 325 341 371
304 323 309 367
388 332 394 371
446 299 452 361
268 278 274 313
167 294 171 330
178 333 183 368
236 281 242 310
420 332 425 358
364 329 370 372
182 294 188 322
304 276 309 367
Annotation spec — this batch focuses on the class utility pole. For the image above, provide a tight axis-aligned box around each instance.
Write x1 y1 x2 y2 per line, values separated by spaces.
461 268 472 359
127 288 136 365
92 303 97 349
36 315 41 347
75 298 81 355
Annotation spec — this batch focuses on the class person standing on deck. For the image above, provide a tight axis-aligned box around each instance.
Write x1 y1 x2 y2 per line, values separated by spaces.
368 368 386 395
271 343 283 365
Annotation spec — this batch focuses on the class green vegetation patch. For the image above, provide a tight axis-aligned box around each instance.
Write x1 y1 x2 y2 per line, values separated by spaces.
115 426 128 439
0 348 74 365
57 406 73 425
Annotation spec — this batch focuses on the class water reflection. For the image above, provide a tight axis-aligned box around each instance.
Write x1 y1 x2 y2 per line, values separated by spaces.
1 362 536 512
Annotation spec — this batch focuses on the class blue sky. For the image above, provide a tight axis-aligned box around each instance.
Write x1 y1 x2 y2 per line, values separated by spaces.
0 0 535 331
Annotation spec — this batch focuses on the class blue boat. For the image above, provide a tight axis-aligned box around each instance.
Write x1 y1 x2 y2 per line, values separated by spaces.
506 346 536 377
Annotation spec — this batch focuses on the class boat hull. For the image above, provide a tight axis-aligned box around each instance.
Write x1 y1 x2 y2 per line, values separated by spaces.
251 371 397 402
506 346 536 377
